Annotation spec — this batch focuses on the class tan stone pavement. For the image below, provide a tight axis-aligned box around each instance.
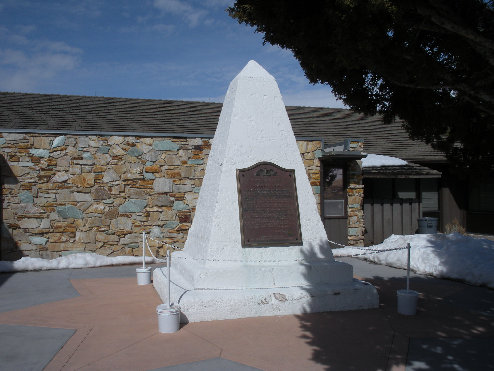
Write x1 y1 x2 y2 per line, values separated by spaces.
0 269 492 370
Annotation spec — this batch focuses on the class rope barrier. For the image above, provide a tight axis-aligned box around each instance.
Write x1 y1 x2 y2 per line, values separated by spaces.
335 246 409 257
142 232 410 262
143 232 413 299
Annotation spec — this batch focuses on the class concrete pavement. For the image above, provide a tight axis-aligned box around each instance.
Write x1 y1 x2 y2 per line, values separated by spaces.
0 258 492 370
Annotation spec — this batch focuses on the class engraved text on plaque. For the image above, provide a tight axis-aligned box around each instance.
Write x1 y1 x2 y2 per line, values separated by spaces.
237 162 303 247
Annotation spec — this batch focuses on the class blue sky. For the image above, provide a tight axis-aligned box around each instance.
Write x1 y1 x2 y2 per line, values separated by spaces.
0 0 345 107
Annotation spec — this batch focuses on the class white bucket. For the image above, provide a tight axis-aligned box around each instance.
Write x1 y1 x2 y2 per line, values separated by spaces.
157 304 181 333
397 289 419 315
136 267 152 285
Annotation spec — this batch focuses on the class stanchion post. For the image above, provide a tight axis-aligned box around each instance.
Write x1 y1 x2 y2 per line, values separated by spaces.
406 243 411 292
167 249 171 308
142 232 146 269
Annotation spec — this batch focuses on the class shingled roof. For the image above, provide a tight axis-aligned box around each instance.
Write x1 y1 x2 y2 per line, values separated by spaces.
363 163 442 178
0 92 445 162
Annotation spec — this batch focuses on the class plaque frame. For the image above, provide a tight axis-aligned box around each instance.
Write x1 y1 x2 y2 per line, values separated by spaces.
237 162 303 247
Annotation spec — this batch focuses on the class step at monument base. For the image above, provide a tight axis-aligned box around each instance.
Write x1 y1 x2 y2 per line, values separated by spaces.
153 267 378 323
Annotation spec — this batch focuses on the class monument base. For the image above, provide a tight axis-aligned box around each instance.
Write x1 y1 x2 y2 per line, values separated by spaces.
153 259 378 323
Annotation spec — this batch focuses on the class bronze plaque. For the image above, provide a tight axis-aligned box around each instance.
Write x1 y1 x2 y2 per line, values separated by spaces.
237 162 303 247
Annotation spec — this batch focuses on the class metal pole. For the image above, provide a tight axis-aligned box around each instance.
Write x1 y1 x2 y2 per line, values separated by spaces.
142 232 146 269
167 249 171 308
406 243 411 292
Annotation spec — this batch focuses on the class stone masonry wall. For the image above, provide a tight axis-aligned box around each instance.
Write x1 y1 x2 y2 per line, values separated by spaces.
0 133 321 260
346 140 365 246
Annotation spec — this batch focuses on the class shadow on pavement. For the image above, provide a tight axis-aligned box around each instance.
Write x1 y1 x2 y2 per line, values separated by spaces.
297 250 494 370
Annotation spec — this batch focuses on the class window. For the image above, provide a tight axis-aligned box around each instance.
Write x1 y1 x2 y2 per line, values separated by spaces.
323 167 346 217
395 179 417 199
421 179 439 212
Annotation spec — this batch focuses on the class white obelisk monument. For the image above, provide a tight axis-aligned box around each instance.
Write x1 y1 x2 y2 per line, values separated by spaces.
153 61 378 322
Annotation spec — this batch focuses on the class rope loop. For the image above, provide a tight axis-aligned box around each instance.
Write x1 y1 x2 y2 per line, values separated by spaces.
143 232 410 261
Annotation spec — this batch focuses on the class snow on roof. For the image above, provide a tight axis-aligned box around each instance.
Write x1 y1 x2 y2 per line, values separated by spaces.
362 153 408 167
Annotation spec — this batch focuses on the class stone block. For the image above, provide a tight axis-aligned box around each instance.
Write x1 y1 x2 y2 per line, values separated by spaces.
151 195 173 207
40 219 51 229
48 233 69 243
33 137 51 149
185 193 199 207
19 243 37 251
19 191 34 204
153 140 179 151
110 217 133 230
109 145 125 156
82 152 94 161
142 150 160 162
52 136 66 148
15 203 44 215
120 234 141 245
187 159 203 165
96 232 119 242
85 203 106 214
127 147 143 157
57 155 71 168
94 153 111 165
164 221 179 229
153 178 173 193
74 192 92 202
91 187 111 200
29 149 50 158
77 136 90 148
180 166 195 178
113 164 127 174
51 172 70 182
75 231 96 244
104 207 119 219
57 189 75 202
173 184 192 193
86 217 103 227
103 169 120 182
150 226 163 238
144 171 155 180
119 199 147 213
177 212 191 223
127 188 148 199
144 164 160 173
56 205 83 219
297 141 308 153
108 136 124 145
11 165 31 177
165 170 181 178
0 138 6 146
3 133 26 141
19 218 41 228
164 155 181 166
98 146 110 154
307 141 321 152
172 201 189 211
29 236 49 245
70 173 95 187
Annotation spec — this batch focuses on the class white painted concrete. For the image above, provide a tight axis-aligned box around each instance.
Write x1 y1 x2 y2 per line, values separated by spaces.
153 60 378 322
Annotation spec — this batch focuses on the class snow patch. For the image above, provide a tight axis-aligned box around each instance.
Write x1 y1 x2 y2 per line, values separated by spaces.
0 253 154 272
333 233 494 288
362 154 408 167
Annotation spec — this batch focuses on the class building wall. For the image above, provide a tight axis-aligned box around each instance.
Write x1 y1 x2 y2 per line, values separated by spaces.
346 140 365 246
0 133 322 260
